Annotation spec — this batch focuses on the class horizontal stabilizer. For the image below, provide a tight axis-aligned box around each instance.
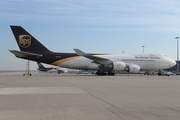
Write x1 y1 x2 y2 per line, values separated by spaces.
9 50 43 58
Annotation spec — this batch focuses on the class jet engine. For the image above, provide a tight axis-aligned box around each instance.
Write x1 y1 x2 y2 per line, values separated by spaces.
100 61 126 71
125 64 140 73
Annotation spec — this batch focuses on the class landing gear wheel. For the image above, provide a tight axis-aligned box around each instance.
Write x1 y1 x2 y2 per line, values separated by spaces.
108 72 115 76
96 71 107 76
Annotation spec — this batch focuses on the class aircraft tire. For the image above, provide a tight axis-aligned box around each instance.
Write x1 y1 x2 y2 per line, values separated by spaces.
108 72 115 76
158 72 162 76
96 71 107 76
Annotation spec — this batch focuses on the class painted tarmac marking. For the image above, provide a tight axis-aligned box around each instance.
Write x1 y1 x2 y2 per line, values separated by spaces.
0 87 87 95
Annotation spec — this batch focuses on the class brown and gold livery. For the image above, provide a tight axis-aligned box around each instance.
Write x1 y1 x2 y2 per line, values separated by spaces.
9 26 84 65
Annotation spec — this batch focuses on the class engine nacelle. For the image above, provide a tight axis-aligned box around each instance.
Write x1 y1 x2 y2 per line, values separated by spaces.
100 61 126 71
112 62 126 71
125 64 140 73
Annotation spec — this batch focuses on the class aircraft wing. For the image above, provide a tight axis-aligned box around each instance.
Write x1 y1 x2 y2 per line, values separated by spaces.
9 50 43 58
74 49 113 64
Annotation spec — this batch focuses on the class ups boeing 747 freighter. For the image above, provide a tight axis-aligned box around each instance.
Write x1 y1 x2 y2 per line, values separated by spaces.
9 26 176 75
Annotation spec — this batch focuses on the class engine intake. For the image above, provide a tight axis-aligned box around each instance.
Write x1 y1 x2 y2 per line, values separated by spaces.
125 64 140 73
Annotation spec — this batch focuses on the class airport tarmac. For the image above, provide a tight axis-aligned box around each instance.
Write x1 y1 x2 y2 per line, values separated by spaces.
0 72 180 120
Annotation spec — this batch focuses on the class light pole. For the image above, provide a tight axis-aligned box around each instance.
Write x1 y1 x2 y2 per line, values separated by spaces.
142 45 145 53
122 51 124 54
175 37 180 72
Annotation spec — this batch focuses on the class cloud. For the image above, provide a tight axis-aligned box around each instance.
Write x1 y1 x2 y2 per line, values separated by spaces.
1 0 180 32
2 0 180 15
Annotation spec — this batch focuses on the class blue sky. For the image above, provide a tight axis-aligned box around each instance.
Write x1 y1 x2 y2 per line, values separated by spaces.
1 0 180 70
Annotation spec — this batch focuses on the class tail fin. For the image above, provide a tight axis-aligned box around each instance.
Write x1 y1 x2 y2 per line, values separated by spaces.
37 62 53 72
37 62 46 69
10 25 51 53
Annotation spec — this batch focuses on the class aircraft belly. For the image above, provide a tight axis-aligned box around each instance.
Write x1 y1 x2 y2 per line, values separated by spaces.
143 64 156 70
140 61 170 70
58 58 92 69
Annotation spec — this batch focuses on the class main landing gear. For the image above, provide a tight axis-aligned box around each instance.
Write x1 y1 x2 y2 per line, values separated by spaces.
158 71 162 76
96 70 115 76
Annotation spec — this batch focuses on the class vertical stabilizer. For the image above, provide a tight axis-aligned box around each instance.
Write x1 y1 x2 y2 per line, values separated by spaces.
37 62 46 69
37 62 54 72
10 26 51 53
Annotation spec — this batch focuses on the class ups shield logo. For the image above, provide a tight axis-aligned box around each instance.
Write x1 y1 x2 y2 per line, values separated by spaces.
19 35 31 48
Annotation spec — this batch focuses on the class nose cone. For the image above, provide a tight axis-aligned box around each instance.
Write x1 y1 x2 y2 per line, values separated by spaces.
169 59 176 67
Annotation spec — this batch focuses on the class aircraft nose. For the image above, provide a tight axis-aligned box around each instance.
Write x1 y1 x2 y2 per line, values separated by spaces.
170 59 176 67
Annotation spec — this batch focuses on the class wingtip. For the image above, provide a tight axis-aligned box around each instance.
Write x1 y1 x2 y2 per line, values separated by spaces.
73 48 86 56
